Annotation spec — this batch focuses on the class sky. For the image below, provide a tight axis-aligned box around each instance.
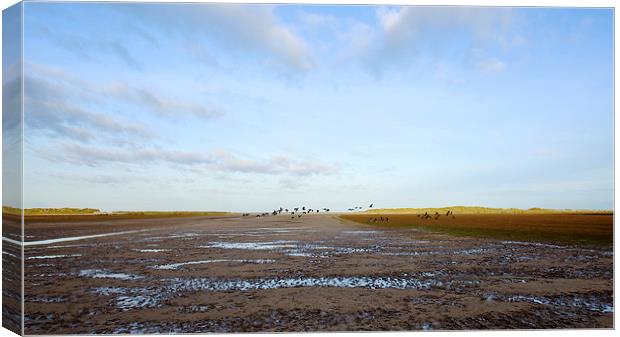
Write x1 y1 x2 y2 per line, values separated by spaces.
10 3 614 211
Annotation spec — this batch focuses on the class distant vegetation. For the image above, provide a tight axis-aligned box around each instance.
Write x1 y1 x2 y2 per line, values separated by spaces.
364 206 612 215
2 206 21 215
2 207 102 215
3 206 235 222
341 213 613 246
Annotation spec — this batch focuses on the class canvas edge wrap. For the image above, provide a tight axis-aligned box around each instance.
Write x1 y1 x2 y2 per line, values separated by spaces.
2 1 24 335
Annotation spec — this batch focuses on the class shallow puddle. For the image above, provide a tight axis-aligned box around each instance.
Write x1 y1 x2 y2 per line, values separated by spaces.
201 239 384 258
484 292 613 313
45 243 98 249
79 269 143 280
134 249 171 253
115 295 160 311
216 233 266 238
90 272 463 311
22 229 154 246
167 233 202 239
27 296 66 303
92 287 129 296
501 241 564 249
2 251 18 258
342 230 380 235
202 241 298 251
153 259 275 270
166 276 443 292
27 254 82 260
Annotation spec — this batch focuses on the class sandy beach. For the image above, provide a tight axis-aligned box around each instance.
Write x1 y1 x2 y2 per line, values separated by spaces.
16 213 613 333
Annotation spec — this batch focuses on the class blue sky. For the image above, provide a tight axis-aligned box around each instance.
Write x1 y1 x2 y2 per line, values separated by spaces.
16 3 613 211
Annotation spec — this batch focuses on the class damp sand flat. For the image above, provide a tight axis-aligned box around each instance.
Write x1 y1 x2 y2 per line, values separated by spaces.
23 213 613 333
21 229 154 246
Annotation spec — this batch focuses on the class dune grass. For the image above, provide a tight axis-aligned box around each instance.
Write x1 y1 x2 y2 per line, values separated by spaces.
3 206 236 223
341 213 613 246
3 206 102 216
364 206 612 215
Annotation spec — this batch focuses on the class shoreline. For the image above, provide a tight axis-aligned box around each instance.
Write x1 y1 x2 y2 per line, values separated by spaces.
3 212 238 223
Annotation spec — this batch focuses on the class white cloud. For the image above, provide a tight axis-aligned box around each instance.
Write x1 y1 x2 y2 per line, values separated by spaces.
298 11 338 27
469 48 507 73
45 143 339 178
119 4 313 72
376 6 513 46
475 58 506 73
350 6 519 75
38 26 142 69
52 143 212 167
23 75 152 143
101 82 224 119
2 63 23 135
28 63 224 121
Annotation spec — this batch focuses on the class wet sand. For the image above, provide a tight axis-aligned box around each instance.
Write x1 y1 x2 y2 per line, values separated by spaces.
2 215 22 335
21 214 613 333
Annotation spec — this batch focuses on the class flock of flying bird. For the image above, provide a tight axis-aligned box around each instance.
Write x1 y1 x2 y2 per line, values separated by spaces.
348 204 372 212
243 203 375 220
243 204 457 222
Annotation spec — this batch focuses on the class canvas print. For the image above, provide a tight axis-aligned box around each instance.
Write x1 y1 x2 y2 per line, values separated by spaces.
1 1 614 334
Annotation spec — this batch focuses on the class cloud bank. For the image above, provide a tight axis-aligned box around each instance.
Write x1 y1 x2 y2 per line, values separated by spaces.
46 143 338 178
